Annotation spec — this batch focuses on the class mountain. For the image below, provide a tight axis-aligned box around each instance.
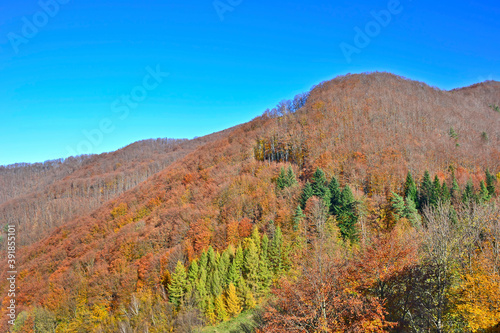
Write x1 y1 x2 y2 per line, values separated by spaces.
1 72 499 332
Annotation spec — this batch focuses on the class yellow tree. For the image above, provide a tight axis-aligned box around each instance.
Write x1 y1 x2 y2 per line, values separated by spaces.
225 283 242 317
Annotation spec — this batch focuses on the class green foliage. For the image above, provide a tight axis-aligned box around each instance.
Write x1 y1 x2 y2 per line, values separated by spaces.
404 196 421 227
431 176 442 207
169 261 189 306
292 205 305 232
404 171 418 204
449 127 458 139
311 168 330 204
441 182 451 203
486 169 497 197
244 239 260 293
390 192 405 221
269 226 283 276
419 170 433 208
462 179 475 204
478 180 490 204
215 294 229 322
300 181 314 208
276 166 298 190
336 185 359 242
451 174 461 203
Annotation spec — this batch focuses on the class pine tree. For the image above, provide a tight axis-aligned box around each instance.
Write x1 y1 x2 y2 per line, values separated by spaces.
451 174 461 203
169 261 188 306
462 179 475 204
441 182 451 203
276 167 287 190
214 294 228 322
234 245 244 273
245 291 257 309
292 205 305 232
227 259 239 285
311 168 330 204
404 197 421 227
486 169 497 197
198 251 208 273
390 192 405 222
404 171 418 203
236 275 249 305
225 283 242 317
286 166 297 187
337 185 358 242
269 226 283 276
210 269 222 297
300 181 314 209
329 176 342 215
419 170 433 208
188 260 199 285
431 176 442 206
478 180 490 203
219 250 231 288
243 239 260 292
258 240 272 292
207 246 216 272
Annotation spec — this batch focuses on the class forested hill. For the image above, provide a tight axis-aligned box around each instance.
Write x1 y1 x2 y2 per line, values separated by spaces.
1 72 500 332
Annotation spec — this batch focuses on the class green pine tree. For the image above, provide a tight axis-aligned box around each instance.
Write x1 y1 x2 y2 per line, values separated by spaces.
404 171 418 203
234 245 244 273
257 248 272 293
441 182 451 203
243 239 260 293
269 226 283 276
207 246 217 272
198 251 208 273
168 261 188 306
210 269 222 297
486 169 497 197
311 168 330 204
300 181 314 208
431 175 442 206
286 166 297 187
329 176 342 215
337 185 358 242
419 170 433 208
462 179 475 204
404 196 421 227
188 260 199 285
276 167 287 190
451 173 461 203
227 258 239 285
478 180 490 203
292 205 305 232
390 192 405 222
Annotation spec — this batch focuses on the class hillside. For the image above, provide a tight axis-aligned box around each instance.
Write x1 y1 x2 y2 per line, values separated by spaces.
1 72 500 332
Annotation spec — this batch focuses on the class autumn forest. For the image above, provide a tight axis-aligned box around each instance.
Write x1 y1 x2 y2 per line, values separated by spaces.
1 72 500 332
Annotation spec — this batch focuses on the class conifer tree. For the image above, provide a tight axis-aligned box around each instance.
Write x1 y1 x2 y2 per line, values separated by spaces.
451 174 461 203
276 167 287 190
258 242 272 292
462 179 475 204
225 283 242 317
404 171 418 203
207 246 216 272
441 182 451 203
234 245 244 273
300 181 314 208
337 185 358 242
188 260 199 285
210 269 222 297
269 226 283 276
198 251 208 273
218 250 231 288
419 170 433 208
205 298 217 325
431 175 442 206
311 168 330 204
292 205 305 232
329 176 342 215
236 275 249 305
404 197 421 227
169 261 188 306
390 192 405 222
214 294 228 322
243 239 260 292
227 259 239 285
251 227 261 251
245 291 257 309
478 180 490 203
486 169 497 197
286 166 297 187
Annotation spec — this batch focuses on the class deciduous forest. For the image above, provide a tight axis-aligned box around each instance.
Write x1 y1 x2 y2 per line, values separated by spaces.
1 72 499 332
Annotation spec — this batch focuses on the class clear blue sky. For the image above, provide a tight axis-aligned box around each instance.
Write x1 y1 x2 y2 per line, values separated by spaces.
0 0 498 165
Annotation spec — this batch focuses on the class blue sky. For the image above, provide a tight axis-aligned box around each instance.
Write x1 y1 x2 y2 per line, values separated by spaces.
0 0 498 165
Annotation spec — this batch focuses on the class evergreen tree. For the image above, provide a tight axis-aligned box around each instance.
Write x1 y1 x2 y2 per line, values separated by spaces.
210 269 222 297
227 259 239 286
292 205 305 232
251 227 261 251
198 251 208 273
276 167 287 190
243 239 260 292
188 260 199 285
431 176 442 206
311 168 330 204
337 185 358 242
236 275 249 305
258 243 272 292
404 196 421 227
451 174 461 203
169 261 188 306
286 166 297 187
218 250 231 288
462 179 475 204
329 176 342 215
207 246 216 272
404 171 418 203
214 294 228 322
441 182 451 203
390 192 405 222
486 169 497 197
419 170 433 208
234 245 244 273
245 291 257 309
478 180 490 203
300 181 314 208
269 226 283 276
225 283 242 317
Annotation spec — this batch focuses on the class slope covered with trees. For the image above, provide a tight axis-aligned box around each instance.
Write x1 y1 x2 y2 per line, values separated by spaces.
1 72 499 332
